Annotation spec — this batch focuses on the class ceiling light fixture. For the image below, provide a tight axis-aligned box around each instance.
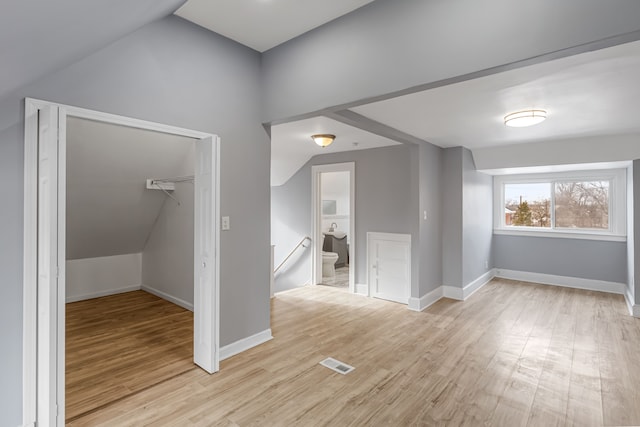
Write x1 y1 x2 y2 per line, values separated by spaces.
504 109 547 127
311 134 336 147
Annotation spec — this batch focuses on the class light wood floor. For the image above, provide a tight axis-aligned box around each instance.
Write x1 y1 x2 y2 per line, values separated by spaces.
66 290 194 422
69 279 640 426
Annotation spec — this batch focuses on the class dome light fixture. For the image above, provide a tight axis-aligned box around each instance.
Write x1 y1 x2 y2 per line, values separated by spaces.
504 109 547 127
311 134 336 147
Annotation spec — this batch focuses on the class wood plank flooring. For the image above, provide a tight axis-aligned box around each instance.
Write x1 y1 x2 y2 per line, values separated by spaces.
66 290 194 422
68 279 640 426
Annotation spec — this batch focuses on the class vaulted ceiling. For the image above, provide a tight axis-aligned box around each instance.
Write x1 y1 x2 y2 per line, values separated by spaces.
66 117 195 260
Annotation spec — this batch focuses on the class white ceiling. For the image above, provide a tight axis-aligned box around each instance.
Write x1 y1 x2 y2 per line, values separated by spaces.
67 117 195 260
174 0 376 52
351 39 640 149
270 116 399 186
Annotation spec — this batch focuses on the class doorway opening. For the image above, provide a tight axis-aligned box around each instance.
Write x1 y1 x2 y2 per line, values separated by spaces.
23 98 220 426
311 163 356 294
64 117 198 421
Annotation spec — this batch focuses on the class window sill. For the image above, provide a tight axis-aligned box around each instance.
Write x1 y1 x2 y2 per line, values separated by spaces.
493 228 626 242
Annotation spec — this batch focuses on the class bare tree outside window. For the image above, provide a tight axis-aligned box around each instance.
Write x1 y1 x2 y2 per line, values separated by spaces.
504 183 551 228
554 181 609 229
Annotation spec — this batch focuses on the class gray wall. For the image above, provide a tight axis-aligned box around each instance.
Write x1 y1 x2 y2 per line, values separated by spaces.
442 148 463 287
261 0 640 122
627 163 635 302
635 160 640 303
418 142 443 296
462 149 493 285
142 181 195 306
271 145 418 293
0 15 270 423
442 147 493 289
494 235 627 284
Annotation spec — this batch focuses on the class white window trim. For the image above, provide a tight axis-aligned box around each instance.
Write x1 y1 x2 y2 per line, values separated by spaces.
493 168 626 242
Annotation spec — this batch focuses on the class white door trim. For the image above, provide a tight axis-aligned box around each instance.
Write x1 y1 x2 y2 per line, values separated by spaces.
311 162 355 293
23 98 221 426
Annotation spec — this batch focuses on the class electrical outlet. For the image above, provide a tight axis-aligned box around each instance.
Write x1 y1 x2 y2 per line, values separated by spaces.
485 260 489 269
423 210 427 220
222 216 230 231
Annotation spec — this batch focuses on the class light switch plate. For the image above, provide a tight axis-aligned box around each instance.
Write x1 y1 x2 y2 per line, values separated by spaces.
222 216 230 230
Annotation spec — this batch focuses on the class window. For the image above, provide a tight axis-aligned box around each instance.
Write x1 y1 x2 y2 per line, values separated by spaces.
494 169 626 241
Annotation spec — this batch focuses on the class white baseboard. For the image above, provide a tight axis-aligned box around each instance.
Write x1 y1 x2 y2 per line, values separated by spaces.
66 284 141 303
220 329 273 361
462 269 496 299
411 270 496 309
625 287 635 316
495 269 626 295
355 283 368 295
141 285 194 311
408 286 443 312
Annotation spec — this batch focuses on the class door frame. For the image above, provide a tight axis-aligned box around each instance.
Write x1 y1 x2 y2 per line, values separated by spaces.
311 162 356 293
22 98 221 426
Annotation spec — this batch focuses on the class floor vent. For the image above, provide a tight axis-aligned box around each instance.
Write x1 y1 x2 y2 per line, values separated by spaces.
320 357 355 375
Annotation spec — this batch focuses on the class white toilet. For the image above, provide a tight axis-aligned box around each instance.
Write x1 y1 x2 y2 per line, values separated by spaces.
322 251 339 277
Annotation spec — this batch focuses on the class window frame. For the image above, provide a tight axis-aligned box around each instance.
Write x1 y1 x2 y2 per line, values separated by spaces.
493 169 626 242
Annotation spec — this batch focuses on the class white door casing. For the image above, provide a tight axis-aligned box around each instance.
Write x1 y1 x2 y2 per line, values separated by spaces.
368 232 411 304
37 104 62 426
311 162 356 292
194 135 220 373
23 98 221 427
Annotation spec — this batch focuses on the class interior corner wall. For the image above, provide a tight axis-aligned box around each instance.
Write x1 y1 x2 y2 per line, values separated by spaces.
627 163 635 303
261 0 640 122
271 145 416 293
442 147 463 287
142 181 195 310
418 142 443 296
634 160 640 305
0 15 270 421
66 254 142 302
462 148 493 285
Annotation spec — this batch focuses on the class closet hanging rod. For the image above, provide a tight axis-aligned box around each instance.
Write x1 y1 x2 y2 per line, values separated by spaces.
151 175 195 183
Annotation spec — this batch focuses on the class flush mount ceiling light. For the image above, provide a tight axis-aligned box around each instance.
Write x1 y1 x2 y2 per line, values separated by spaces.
504 109 547 127
311 134 336 147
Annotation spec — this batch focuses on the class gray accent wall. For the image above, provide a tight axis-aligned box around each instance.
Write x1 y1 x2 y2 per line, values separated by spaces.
635 160 640 304
442 148 463 287
261 0 640 122
442 147 493 289
462 149 493 285
0 15 270 423
272 145 418 294
494 235 627 284
418 142 443 296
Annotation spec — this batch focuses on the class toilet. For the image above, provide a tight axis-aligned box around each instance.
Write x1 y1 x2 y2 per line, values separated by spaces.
322 251 339 277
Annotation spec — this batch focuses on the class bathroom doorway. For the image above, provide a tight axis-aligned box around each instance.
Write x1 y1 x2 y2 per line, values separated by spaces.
311 163 356 293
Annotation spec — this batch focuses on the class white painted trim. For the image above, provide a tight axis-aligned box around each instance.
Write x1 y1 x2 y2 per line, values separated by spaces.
442 286 463 301
23 98 221 427
493 229 626 242
66 285 142 303
311 162 356 294
624 287 635 316
408 286 443 312
355 283 368 295
22 99 38 427
25 98 212 139
495 269 626 295
219 329 273 361
462 269 496 300
140 286 194 311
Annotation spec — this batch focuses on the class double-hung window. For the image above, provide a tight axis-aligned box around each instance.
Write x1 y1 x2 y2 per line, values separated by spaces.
493 169 626 241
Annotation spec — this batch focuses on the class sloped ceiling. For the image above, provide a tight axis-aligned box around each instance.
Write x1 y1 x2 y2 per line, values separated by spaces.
0 0 185 99
66 117 195 260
